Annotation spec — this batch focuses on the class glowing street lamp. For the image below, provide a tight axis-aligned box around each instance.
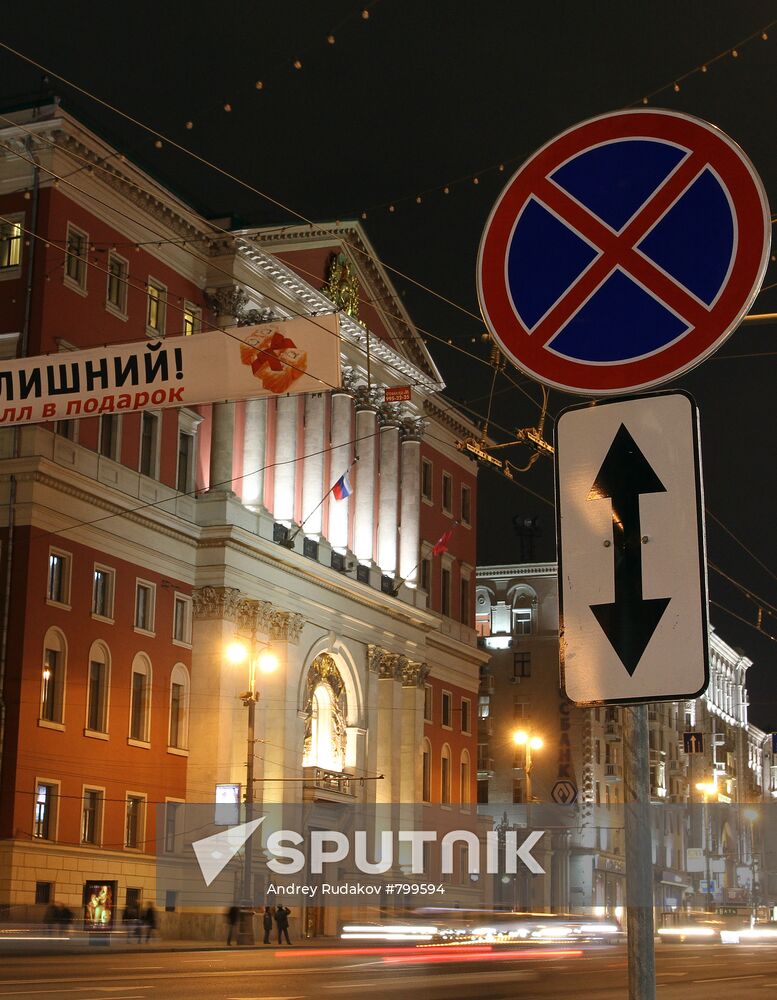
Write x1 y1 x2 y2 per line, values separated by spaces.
225 632 278 943
513 729 543 803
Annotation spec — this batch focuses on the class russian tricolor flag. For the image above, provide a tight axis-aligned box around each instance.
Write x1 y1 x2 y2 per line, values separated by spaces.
332 472 352 501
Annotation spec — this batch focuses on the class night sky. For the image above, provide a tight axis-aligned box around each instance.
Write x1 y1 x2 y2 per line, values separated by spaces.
1 1 776 727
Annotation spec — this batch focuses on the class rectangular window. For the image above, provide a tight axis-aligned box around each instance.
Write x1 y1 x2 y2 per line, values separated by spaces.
87 659 109 733
461 484 472 526
82 789 102 845
98 413 120 460
421 458 433 503
460 575 470 624
461 698 471 734
0 217 22 270
54 419 75 440
139 411 159 478
513 652 531 679
92 566 114 619
35 881 52 905
177 431 194 494
442 471 453 514
64 224 88 290
182 303 200 336
47 550 70 605
422 745 431 803
420 556 431 594
41 649 63 723
441 566 451 617
164 802 181 853
146 279 166 335
595 739 601 765
125 795 145 849
34 783 56 839
423 684 433 723
442 690 452 728
173 595 192 644
106 252 128 314
513 700 529 720
134 581 155 633
478 694 490 719
513 607 533 635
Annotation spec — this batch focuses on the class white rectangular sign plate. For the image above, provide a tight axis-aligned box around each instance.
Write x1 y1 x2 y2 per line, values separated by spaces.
554 390 709 705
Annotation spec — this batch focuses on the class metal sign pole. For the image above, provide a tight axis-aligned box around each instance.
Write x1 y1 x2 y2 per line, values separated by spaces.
623 704 656 1000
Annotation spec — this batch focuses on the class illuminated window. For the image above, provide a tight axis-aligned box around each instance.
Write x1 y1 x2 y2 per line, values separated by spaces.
182 303 200 335
47 550 71 605
146 278 166 335
34 783 57 839
92 565 115 619
0 217 22 269
40 629 66 725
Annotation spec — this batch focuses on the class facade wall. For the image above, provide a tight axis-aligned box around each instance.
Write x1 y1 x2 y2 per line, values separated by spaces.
0 106 486 925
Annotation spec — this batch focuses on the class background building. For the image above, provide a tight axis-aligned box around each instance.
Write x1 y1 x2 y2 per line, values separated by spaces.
476 561 776 919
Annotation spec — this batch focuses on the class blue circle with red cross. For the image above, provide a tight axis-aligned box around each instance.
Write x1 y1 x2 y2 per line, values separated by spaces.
477 110 770 395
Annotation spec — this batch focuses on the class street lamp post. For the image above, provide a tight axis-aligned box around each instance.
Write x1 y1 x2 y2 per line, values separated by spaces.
225 633 278 945
743 807 760 925
696 781 716 912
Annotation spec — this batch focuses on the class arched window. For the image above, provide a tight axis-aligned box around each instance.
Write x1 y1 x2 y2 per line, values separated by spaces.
168 663 190 750
86 641 110 734
460 749 471 807
129 654 152 743
422 738 432 803
509 585 538 636
40 628 67 725
302 653 347 773
441 744 451 805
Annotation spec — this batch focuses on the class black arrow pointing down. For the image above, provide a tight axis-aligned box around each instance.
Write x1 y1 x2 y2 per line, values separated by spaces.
588 423 670 676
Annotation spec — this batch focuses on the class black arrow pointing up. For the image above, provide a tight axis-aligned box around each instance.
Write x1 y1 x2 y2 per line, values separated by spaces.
588 423 670 676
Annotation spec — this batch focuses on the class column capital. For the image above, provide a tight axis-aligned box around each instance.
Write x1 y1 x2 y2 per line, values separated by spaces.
401 660 430 689
192 586 244 622
205 285 249 324
379 402 403 427
400 415 427 442
354 384 381 412
192 587 304 643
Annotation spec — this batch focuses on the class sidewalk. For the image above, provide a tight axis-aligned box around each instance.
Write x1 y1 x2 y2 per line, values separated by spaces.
0 931 336 957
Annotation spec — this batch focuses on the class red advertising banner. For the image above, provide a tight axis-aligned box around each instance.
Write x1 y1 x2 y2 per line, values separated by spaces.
0 315 340 426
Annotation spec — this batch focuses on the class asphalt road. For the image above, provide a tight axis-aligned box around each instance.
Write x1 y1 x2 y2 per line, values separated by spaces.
0 943 775 999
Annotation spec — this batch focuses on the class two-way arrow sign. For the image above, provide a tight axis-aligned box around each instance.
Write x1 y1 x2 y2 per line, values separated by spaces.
555 391 709 705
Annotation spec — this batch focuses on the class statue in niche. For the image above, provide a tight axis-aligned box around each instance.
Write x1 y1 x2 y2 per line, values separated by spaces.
302 653 348 772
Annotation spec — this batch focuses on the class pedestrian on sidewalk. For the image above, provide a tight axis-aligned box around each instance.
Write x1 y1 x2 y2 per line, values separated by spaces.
143 903 157 942
262 906 274 944
274 905 291 945
226 904 240 946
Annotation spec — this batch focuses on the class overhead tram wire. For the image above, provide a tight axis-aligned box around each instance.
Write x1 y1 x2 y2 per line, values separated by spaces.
706 508 777 586
709 600 777 644
0 40 489 331
0 123 528 412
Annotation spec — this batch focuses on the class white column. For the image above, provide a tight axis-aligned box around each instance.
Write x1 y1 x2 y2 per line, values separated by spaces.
205 287 247 497
353 399 378 564
399 419 424 586
273 395 298 524
328 388 354 552
242 398 267 509
301 393 326 537
377 408 401 575
209 402 235 494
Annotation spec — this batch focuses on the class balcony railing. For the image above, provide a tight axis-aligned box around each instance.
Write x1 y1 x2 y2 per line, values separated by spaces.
604 763 623 783
302 766 355 797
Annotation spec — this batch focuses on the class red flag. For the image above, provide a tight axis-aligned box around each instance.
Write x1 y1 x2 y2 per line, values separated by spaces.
432 528 454 557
